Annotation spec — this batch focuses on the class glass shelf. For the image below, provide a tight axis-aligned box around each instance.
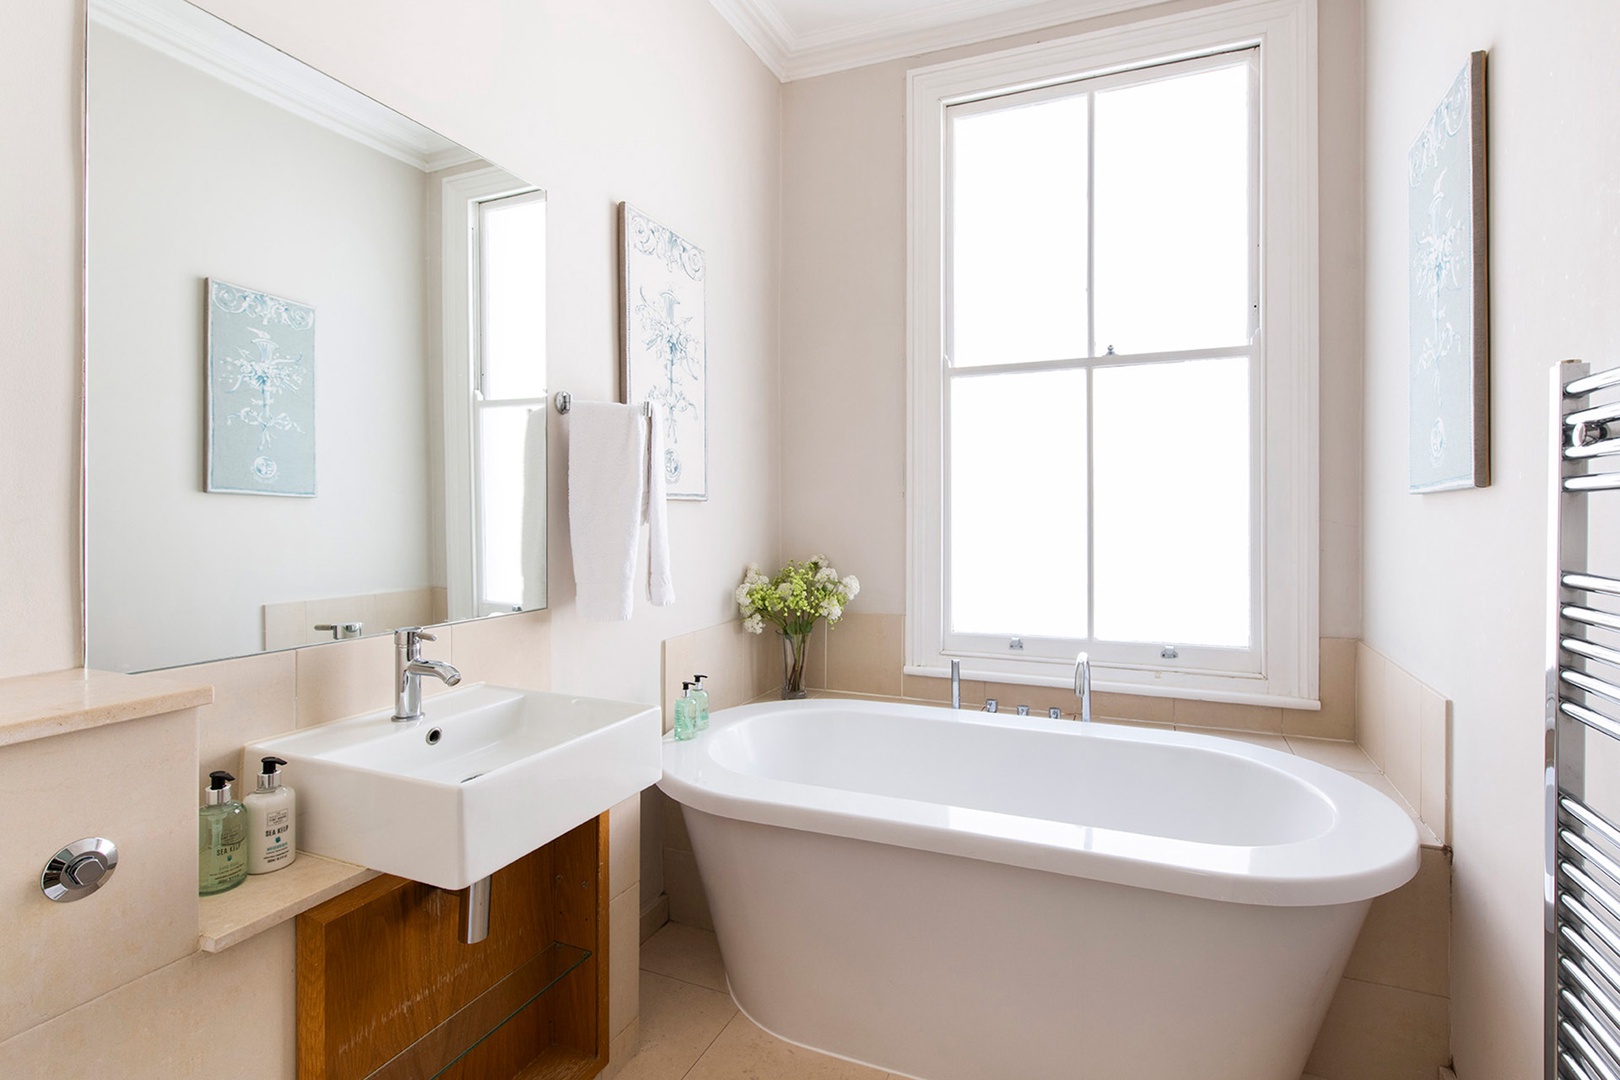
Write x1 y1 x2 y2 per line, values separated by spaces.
363 941 591 1080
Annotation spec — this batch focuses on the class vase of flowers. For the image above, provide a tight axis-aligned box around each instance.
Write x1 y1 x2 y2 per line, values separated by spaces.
736 555 860 699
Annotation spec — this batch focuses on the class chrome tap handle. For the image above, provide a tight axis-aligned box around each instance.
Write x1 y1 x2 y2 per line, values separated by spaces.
1074 652 1092 723
950 660 962 710
983 698 998 714
1016 705 1030 717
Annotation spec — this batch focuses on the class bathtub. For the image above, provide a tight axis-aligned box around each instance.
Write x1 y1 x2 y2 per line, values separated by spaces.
658 698 1419 1080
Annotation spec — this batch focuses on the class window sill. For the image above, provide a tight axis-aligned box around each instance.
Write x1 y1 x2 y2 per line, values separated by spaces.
903 664 1321 711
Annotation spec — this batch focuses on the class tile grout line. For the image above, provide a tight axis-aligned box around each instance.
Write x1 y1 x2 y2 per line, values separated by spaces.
673 1001 743 1080
639 963 730 996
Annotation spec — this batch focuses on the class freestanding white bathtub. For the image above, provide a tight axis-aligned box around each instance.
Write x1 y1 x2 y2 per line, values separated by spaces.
659 699 1419 1080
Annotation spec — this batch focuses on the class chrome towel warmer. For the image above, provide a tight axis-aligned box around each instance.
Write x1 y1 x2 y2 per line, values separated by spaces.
1547 359 1620 1080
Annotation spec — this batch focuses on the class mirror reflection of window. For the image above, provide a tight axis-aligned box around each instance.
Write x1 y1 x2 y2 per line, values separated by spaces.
472 190 547 616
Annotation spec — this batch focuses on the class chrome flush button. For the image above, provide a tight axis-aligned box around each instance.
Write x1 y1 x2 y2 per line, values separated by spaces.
41 838 118 902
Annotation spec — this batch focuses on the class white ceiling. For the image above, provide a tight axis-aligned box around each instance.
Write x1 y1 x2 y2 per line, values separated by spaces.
709 0 1162 80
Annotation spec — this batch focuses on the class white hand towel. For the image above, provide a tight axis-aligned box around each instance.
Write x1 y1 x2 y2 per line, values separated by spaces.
645 409 675 607
568 402 676 620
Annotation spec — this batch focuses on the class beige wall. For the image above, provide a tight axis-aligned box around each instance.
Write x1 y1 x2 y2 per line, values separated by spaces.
1 0 780 1073
1361 3 1620 1077
777 0 1367 639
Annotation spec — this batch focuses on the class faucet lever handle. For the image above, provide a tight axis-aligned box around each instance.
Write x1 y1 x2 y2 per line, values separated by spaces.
394 626 436 645
416 630 437 643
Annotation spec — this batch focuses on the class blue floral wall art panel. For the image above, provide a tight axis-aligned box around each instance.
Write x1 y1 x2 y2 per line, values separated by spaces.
205 278 316 497
620 203 707 500
1408 51 1489 493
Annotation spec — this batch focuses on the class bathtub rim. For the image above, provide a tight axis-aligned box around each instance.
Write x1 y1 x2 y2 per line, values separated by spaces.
659 698 1420 907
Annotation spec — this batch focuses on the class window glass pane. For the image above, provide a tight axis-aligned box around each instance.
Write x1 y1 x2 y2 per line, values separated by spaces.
479 193 547 400
475 403 536 608
950 95 1088 367
949 369 1087 637
1093 62 1251 356
1091 357 1250 647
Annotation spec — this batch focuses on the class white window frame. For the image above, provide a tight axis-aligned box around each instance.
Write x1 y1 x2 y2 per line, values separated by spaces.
906 0 1320 708
438 167 544 620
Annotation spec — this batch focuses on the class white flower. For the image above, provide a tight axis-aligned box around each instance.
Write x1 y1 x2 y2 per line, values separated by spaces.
821 599 843 621
809 553 829 567
745 563 761 576
815 566 838 583
734 582 752 604
841 575 860 599
738 601 755 617
776 582 795 598
742 613 765 634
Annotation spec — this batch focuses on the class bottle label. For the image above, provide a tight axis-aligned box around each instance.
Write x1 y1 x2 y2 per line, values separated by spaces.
261 806 293 865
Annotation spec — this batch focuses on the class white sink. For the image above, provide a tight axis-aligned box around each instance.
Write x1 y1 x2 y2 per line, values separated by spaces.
247 684 660 890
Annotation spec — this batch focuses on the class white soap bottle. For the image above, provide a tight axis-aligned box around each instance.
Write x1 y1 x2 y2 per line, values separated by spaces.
245 756 297 874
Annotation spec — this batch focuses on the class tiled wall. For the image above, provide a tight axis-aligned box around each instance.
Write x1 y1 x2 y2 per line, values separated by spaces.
0 610 647 1079
261 587 446 650
649 616 1457 1080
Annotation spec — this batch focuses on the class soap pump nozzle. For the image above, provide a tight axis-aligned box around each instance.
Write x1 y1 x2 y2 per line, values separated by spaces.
205 770 235 806
257 756 288 792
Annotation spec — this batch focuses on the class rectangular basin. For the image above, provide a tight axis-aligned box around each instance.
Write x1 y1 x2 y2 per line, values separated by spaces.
248 684 660 890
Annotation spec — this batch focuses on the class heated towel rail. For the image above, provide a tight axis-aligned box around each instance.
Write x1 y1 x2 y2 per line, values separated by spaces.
1548 359 1620 1079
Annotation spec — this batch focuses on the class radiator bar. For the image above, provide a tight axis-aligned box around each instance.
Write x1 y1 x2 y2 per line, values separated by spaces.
1561 700 1620 744
1568 366 1620 398
1567 639 1620 672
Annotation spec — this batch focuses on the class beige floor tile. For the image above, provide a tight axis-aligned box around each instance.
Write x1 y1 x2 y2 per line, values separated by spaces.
1181 728 1291 752
1287 736 1381 773
686 1014 888 1080
641 922 728 993
1304 977 1449 1080
613 972 736 1080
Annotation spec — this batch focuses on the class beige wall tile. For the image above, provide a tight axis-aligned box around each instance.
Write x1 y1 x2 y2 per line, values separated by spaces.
662 633 695 734
372 588 437 634
1091 691 1175 725
449 610 551 690
1173 698 1284 734
640 893 671 944
689 621 760 712
0 921 295 1080
663 798 693 853
601 1016 640 1080
1287 737 1380 774
184 651 298 794
640 788 664 906
610 883 641 1041
1356 643 1388 770
803 622 828 690
1186 729 1291 752
294 634 398 727
1383 662 1424 812
1305 978 1449 1080
1344 847 1450 997
1420 688 1449 844
902 672 985 707
1311 636 1359 740
825 612 903 697
0 710 199 1041
262 602 305 652
609 794 641 899
664 847 714 930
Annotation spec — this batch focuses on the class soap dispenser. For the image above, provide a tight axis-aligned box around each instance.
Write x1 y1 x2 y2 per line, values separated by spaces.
691 674 711 730
245 756 297 875
199 770 248 895
673 682 698 741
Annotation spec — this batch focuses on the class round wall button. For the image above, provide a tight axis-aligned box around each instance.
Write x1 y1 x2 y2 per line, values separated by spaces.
42 839 119 902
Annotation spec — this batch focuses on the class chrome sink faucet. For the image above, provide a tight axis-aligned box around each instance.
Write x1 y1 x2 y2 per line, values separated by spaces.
1074 652 1092 723
392 627 461 722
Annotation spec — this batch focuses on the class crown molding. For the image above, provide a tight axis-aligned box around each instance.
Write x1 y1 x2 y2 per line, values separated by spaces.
90 0 475 172
709 0 1166 81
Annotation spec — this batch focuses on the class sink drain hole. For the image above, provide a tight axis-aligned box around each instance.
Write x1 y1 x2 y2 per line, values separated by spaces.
425 727 443 745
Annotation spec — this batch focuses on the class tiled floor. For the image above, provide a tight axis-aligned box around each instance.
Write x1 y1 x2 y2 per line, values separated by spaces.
619 922 899 1080
621 922 1331 1080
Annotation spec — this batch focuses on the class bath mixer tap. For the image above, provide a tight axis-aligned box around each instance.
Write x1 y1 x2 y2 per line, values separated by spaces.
392 627 461 722
1074 652 1092 723
950 660 961 709
983 698 998 714
1016 705 1030 717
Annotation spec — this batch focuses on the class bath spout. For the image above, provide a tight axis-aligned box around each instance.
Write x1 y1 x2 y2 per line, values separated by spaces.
458 876 492 944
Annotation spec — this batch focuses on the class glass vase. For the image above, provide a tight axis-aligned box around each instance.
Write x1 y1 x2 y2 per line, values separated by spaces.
780 629 810 700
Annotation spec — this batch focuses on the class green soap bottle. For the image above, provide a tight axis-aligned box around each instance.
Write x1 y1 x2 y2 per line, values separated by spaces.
691 674 710 731
199 770 249 895
673 682 699 741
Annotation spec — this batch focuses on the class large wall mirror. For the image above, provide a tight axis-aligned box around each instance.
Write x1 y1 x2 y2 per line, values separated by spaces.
86 0 549 672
